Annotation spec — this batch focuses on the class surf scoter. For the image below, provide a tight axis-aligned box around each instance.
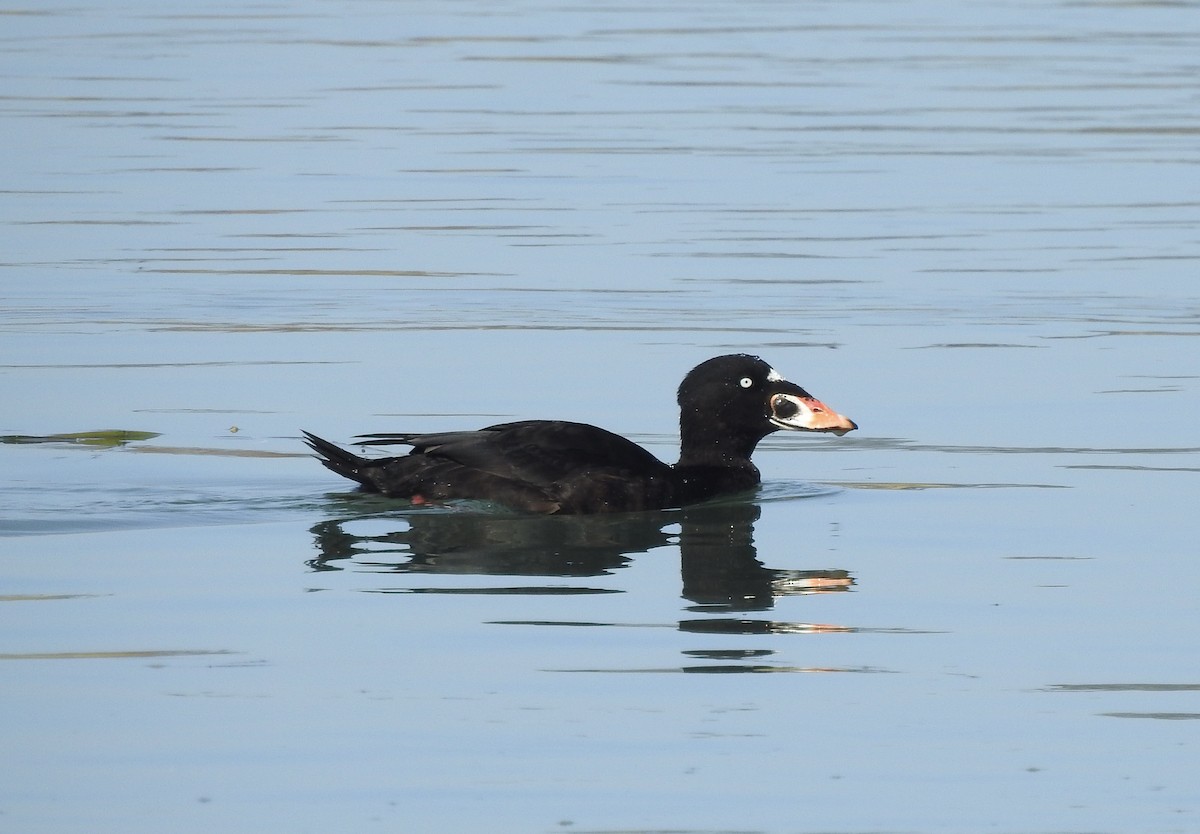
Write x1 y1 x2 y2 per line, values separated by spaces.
302 354 856 514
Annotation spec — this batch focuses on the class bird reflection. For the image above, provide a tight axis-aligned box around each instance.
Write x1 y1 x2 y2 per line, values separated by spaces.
675 503 851 612
307 499 851 611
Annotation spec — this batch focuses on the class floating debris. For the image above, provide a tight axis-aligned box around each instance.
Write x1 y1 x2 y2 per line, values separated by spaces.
0 429 161 447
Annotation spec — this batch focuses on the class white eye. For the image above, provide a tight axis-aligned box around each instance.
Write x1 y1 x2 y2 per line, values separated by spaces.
739 377 754 388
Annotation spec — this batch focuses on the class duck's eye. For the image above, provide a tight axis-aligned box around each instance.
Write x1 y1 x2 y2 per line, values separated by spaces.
739 377 754 388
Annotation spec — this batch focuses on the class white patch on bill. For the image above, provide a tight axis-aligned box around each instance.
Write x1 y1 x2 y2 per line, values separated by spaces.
766 367 784 382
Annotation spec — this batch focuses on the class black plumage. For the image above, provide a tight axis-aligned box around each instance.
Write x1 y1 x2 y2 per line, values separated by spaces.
303 354 856 514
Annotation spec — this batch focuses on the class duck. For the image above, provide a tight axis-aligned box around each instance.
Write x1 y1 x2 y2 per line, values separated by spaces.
302 353 856 514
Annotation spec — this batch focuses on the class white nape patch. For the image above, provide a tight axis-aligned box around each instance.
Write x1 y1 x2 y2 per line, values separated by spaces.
766 367 785 382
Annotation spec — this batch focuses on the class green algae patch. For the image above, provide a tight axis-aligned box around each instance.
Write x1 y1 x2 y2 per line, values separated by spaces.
1 429 161 447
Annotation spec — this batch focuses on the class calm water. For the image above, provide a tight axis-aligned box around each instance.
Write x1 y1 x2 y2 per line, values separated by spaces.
2 1 1199 832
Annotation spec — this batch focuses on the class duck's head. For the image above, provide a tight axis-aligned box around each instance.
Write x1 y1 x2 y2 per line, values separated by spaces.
678 354 857 449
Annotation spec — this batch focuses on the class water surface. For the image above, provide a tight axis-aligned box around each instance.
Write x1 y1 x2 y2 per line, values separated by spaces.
2 1 1198 832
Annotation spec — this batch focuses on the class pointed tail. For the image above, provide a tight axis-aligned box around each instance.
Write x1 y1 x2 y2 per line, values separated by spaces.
301 430 371 487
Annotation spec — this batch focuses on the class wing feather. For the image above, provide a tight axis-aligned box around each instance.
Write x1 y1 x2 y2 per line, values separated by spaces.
358 420 670 488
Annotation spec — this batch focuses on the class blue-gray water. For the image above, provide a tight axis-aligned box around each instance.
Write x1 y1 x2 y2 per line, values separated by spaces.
2 1 1198 832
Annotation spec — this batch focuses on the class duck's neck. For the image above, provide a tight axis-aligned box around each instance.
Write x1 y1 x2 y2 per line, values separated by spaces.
674 427 765 503
677 420 763 469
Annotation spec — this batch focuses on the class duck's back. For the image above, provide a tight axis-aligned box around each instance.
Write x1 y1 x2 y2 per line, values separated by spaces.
357 420 678 514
